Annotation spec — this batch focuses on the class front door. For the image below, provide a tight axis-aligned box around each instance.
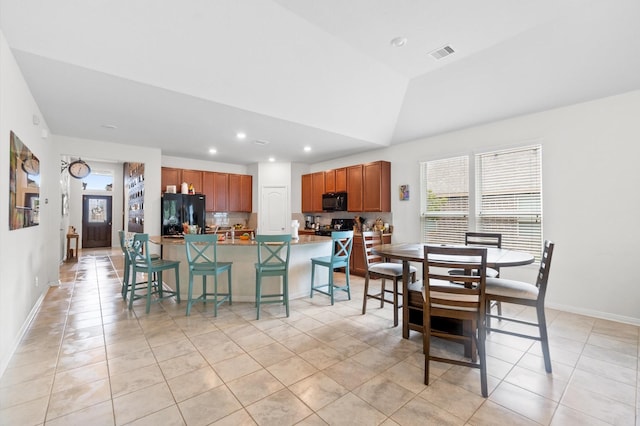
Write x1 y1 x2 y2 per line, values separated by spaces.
82 195 112 248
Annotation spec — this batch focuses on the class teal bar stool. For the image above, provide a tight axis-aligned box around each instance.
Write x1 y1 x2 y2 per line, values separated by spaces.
254 234 292 320
119 230 159 300
310 230 354 305
127 233 180 313
184 234 232 316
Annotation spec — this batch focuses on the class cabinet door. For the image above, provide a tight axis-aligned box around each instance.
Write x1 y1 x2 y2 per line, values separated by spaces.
240 174 252 212
311 172 325 212
301 174 313 213
182 169 203 194
325 170 335 193
161 167 181 193
350 236 366 276
363 161 391 212
335 168 347 192
213 172 229 212
202 172 215 211
347 165 363 212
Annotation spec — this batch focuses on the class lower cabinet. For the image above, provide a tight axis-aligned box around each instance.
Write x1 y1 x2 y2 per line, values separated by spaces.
349 233 392 277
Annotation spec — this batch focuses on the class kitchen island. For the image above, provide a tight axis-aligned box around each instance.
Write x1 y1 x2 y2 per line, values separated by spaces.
150 235 333 302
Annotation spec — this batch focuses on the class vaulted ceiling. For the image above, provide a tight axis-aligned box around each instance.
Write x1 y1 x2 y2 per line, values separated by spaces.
1 0 639 164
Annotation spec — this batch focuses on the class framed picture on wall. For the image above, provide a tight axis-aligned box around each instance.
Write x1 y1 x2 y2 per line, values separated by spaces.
399 184 409 201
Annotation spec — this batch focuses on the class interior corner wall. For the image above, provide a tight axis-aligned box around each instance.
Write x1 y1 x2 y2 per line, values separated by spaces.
0 31 57 375
312 90 640 325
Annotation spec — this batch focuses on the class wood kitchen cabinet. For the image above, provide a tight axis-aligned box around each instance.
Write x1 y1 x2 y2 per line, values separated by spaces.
363 161 391 212
301 171 325 212
301 174 313 213
324 168 347 193
349 233 392 277
347 165 363 212
181 169 203 194
161 167 181 192
229 173 252 212
203 172 229 212
311 172 325 212
335 168 347 192
325 170 335 193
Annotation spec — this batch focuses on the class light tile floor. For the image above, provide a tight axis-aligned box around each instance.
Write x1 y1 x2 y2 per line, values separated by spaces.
0 248 638 425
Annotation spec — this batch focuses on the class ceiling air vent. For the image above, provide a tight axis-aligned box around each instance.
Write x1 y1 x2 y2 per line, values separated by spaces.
254 139 270 146
428 45 455 60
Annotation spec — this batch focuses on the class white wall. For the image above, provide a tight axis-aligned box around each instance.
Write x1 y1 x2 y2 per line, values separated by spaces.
0 32 56 374
304 91 640 325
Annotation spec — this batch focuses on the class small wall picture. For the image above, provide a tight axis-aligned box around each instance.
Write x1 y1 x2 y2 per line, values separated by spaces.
400 184 409 201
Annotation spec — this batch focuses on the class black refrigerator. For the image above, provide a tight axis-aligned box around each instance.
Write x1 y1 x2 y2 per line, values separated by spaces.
161 193 206 235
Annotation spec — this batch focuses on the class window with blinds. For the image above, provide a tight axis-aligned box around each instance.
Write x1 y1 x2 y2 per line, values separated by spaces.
420 156 469 245
476 145 542 258
420 145 543 259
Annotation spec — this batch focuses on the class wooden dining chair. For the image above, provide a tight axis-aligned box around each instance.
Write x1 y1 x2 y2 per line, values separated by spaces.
184 234 232 316
255 234 291 319
310 230 354 305
485 240 555 373
127 233 181 313
361 231 416 327
423 245 488 397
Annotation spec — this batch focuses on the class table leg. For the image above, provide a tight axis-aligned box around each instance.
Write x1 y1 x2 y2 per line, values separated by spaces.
402 260 410 339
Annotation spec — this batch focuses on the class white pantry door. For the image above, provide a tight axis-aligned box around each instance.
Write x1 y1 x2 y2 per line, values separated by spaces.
260 186 289 235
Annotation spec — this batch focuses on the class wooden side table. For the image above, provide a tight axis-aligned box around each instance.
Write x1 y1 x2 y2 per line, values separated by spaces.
66 233 79 262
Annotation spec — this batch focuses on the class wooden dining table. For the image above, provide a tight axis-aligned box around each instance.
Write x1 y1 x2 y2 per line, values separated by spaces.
372 243 535 339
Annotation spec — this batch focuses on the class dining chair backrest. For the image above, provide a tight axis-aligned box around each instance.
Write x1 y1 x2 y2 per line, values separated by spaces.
130 233 153 266
465 232 502 248
184 234 220 268
534 240 554 301
331 230 354 264
423 245 488 315
361 230 384 269
256 234 292 270
118 230 128 255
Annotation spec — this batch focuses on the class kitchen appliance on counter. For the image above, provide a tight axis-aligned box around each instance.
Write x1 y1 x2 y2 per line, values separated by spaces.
305 215 314 229
315 218 355 236
162 193 206 235
322 192 347 211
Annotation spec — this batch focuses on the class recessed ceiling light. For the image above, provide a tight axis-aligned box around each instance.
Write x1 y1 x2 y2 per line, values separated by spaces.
268 157 275 162
236 132 246 140
209 148 217 154
101 124 118 129
390 36 407 48
304 146 311 152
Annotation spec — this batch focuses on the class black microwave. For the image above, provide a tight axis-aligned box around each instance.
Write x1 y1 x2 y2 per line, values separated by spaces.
322 192 347 211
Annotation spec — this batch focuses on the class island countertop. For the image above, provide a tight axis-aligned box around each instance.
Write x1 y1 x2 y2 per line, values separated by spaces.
150 234 330 246
149 234 334 303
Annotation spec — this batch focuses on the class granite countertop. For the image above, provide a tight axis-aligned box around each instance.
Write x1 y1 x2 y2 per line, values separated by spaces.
151 234 331 246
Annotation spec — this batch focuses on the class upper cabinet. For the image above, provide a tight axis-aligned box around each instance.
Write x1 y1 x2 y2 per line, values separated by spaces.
161 167 181 192
162 167 251 212
301 174 313 213
302 161 390 213
229 173 252 213
347 165 363 212
181 169 203 194
363 161 391 212
203 172 229 212
335 167 347 192
311 172 325 212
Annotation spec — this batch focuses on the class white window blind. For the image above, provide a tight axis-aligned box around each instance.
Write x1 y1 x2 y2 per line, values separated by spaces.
420 145 543 259
476 145 542 258
420 156 469 244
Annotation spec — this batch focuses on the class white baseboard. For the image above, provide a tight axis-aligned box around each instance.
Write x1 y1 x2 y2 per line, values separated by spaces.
546 302 640 326
0 291 47 379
